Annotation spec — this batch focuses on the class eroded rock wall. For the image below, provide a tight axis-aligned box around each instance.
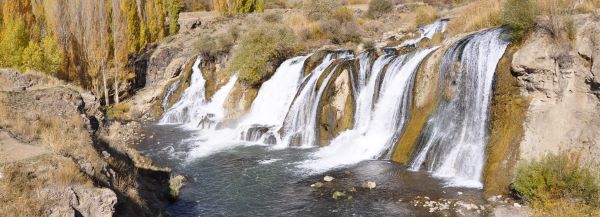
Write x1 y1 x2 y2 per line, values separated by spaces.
512 15 600 172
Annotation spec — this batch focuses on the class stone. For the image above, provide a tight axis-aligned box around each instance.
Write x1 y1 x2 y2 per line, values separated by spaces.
513 203 521 208
323 176 335 182
362 181 377 189
310 182 324 188
332 191 347 200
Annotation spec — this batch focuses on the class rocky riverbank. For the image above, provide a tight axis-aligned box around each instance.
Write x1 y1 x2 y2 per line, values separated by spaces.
0 69 176 216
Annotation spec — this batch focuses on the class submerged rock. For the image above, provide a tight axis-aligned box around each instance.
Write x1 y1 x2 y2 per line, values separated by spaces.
332 191 347 200
323 176 335 182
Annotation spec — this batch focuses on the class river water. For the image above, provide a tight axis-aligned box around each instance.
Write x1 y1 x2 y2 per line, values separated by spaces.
138 124 484 217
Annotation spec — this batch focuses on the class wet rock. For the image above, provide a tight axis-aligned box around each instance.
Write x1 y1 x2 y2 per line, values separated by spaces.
362 181 377 189
310 182 324 188
170 175 187 199
318 61 356 146
332 191 347 200
323 176 335 182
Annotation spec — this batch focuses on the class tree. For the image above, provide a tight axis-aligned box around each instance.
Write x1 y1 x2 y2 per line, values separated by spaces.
40 35 65 74
167 0 184 35
21 41 44 72
213 0 263 16
0 19 29 68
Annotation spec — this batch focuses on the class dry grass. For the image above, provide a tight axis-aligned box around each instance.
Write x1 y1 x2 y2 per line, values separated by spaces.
446 0 502 36
107 103 133 121
0 163 46 216
414 4 440 27
51 159 92 186
576 0 600 13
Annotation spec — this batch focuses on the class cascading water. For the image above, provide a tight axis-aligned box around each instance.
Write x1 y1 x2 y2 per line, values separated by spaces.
401 19 449 47
160 56 238 129
408 28 510 188
160 57 207 126
162 80 181 111
282 51 353 147
299 47 438 173
239 56 309 143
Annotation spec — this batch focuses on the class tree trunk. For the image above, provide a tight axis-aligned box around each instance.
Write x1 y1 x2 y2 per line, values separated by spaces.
102 65 110 106
114 67 120 104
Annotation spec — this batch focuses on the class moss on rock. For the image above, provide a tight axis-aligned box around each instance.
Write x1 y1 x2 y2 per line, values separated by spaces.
317 60 356 146
483 44 530 196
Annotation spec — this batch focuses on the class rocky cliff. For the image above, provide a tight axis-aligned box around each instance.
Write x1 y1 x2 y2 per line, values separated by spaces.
512 14 600 172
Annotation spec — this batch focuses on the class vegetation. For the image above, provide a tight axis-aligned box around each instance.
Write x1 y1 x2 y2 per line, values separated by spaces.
229 25 298 85
484 45 529 196
366 0 394 19
213 0 265 16
167 0 185 34
502 0 537 42
446 0 502 35
513 153 600 216
0 0 182 106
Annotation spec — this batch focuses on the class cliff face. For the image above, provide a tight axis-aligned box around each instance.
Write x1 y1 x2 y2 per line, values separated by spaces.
0 70 172 216
512 15 600 171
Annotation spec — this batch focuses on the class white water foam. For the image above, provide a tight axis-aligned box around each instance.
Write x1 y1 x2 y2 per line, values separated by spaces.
299 47 438 174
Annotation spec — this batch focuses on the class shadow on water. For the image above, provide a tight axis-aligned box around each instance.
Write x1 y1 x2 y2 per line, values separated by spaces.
137 124 484 217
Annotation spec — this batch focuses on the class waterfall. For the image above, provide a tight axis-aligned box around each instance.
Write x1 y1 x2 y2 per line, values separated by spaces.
159 57 207 125
408 28 509 188
239 56 309 144
282 51 353 147
159 56 238 129
241 56 308 126
161 80 181 111
299 47 438 173
401 19 448 47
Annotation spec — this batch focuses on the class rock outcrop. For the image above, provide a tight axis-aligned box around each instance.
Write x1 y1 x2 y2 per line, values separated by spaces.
0 70 173 216
512 15 600 172
317 60 356 146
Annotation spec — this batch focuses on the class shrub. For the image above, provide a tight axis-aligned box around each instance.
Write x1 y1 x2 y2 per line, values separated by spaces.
513 154 599 215
194 26 238 57
214 0 265 16
366 0 394 19
229 25 298 85
414 4 440 27
303 0 343 21
263 12 282 23
502 0 537 42
446 0 502 35
107 103 132 121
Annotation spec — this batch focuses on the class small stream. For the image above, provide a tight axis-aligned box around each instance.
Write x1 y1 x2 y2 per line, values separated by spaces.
138 124 485 217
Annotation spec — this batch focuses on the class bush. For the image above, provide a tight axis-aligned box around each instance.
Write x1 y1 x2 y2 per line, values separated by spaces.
414 4 440 27
303 0 343 21
366 0 394 19
502 0 537 42
214 0 265 15
229 25 298 85
446 0 501 35
263 12 282 23
513 154 599 215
